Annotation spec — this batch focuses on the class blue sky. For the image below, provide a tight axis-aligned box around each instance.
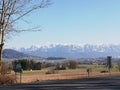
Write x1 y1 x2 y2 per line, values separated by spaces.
5 0 120 48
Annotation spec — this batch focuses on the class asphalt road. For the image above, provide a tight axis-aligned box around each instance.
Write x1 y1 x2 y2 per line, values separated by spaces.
0 75 120 90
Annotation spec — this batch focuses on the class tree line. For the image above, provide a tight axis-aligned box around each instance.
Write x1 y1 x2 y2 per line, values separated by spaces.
12 59 42 70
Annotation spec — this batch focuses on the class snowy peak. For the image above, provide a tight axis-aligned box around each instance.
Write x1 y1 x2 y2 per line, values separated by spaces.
18 44 120 58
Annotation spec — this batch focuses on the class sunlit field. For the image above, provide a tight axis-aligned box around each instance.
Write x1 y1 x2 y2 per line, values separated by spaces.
13 64 120 83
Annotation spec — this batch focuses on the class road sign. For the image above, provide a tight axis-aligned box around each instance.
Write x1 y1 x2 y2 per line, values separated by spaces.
14 63 22 73
14 63 22 84
107 56 112 68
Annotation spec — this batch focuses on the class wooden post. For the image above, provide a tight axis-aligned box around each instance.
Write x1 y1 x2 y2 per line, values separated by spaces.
20 72 22 84
15 72 17 83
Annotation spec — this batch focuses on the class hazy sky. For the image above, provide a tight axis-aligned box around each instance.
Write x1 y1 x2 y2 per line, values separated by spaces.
5 0 120 48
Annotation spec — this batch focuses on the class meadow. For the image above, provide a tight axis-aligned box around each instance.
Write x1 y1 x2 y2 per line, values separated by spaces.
15 63 120 83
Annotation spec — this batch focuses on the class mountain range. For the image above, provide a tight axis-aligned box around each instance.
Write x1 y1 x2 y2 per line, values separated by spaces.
3 49 40 60
16 44 120 59
2 49 29 59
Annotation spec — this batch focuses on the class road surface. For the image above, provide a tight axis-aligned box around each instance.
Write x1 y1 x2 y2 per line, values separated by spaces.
0 75 120 90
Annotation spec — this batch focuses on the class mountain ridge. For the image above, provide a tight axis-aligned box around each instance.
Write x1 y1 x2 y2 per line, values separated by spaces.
3 49 40 60
17 44 120 58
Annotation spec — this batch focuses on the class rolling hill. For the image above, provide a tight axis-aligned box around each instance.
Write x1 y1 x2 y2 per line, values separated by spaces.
3 49 34 59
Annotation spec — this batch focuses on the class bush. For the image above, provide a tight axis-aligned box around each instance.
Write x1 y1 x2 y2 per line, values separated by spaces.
68 60 78 69
100 70 108 73
42 62 55 68
46 69 58 74
1 61 12 75
117 63 120 72
55 63 67 70
0 75 14 85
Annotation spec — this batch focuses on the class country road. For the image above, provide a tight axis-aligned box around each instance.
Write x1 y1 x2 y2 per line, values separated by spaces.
0 75 120 90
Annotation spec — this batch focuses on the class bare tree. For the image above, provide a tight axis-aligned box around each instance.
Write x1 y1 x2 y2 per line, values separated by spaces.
117 62 120 72
68 60 78 69
0 0 51 73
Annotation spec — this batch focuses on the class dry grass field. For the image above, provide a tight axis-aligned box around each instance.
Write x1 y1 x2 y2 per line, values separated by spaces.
19 72 120 83
14 64 120 83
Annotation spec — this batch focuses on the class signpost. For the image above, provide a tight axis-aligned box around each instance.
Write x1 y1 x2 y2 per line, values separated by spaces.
107 56 112 75
14 63 22 84
87 68 92 78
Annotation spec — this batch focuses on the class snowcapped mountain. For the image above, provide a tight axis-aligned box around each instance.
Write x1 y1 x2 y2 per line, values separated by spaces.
18 44 120 58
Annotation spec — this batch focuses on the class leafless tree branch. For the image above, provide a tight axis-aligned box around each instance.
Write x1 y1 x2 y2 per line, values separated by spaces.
0 0 52 73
